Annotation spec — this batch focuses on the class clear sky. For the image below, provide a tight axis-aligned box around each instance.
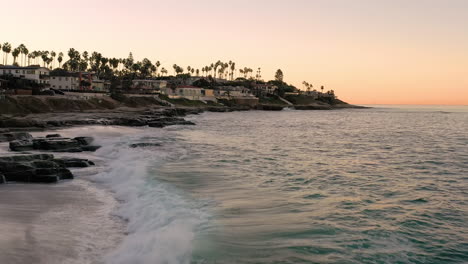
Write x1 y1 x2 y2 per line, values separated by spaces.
1 0 467 105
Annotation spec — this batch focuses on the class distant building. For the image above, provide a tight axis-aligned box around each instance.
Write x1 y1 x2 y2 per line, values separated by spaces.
131 79 167 91
216 86 253 98
50 72 79 90
0 65 50 86
252 83 278 96
50 70 109 92
162 85 216 101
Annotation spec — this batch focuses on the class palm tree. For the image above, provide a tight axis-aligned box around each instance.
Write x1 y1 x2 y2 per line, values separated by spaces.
50 51 56 68
161 67 167 76
230 62 236 80
22 47 29 66
196 69 199 76
12 48 20 65
2 42 12 65
58 52 64 68
41 51 49 67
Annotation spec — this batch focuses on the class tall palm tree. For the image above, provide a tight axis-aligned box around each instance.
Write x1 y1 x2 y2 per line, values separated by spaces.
22 46 29 66
2 42 12 65
58 52 64 68
50 51 56 68
41 51 49 67
12 48 20 65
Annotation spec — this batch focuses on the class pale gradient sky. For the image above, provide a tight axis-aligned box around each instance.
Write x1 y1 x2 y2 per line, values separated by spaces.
2 0 467 105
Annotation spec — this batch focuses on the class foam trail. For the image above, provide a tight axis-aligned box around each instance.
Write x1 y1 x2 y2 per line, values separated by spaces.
88 127 205 264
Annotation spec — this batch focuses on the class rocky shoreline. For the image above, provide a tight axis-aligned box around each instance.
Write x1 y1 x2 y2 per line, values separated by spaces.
0 103 366 184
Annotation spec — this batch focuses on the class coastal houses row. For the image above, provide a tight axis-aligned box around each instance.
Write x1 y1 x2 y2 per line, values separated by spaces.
0 65 110 93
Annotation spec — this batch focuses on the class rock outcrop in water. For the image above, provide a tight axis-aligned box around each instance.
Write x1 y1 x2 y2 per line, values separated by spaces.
0 153 97 184
9 136 101 153
0 132 33 142
0 154 95 184
0 108 200 130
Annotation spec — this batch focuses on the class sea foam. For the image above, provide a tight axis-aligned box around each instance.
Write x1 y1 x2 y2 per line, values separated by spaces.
85 127 205 264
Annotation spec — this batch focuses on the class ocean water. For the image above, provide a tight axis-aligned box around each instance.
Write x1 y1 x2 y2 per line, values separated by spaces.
31 105 468 263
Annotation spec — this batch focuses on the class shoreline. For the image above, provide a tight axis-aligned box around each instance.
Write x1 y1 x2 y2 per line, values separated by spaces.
0 179 124 264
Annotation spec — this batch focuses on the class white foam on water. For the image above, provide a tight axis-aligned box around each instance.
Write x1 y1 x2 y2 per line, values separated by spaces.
83 126 206 264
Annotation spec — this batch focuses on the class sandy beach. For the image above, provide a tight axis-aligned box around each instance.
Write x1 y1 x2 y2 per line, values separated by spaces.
0 179 123 264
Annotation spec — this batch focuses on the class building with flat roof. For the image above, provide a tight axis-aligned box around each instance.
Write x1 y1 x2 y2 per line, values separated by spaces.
0 65 50 86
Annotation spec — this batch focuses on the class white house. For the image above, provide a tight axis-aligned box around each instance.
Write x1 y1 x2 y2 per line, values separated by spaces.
50 74 80 90
0 65 50 85
162 85 216 101
132 80 167 90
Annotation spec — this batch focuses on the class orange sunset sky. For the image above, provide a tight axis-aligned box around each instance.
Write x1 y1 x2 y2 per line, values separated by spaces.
1 0 467 105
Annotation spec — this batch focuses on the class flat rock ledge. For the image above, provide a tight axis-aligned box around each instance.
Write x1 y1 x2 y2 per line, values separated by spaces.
0 154 95 184
9 135 101 153
0 108 200 130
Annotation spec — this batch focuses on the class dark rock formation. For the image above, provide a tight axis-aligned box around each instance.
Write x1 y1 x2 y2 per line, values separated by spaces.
0 154 95 183
129 143 162 148
293 105 332 110
46 134 62 138
9 136 101 153
256 104 284 111
0 132 33 142
0 155 72 183
53 158 95 168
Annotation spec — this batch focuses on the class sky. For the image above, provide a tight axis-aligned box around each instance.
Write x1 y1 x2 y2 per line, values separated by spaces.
1 0 467 105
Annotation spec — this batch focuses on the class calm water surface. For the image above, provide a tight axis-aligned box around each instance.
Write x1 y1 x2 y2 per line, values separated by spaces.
152 106 468 264
63 106 468 264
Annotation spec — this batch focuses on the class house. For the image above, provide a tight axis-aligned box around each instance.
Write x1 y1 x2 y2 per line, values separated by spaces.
252 83 278 96
162 85 216 101
50 72 80 90
50 70 109 92
131 79 167 91
0 65 50 86
216 86 253 98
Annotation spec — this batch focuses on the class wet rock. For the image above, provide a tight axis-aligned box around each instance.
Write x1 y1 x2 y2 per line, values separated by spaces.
9 140 35 151
0 154 75 183
0 154 54 162
129 143 162 148
46 134 62 138
0 173 5 184
80 145 101 152
74 137 94 146
0 132 33 142
9 136 99 153
54 158 95 168
32 138 81 151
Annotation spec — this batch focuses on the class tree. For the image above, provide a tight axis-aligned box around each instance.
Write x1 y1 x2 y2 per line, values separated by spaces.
50 51 56 68
12 48 20 65
41 51 49 67
275 69 284 82
2 42 12 65
58 52 64 68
